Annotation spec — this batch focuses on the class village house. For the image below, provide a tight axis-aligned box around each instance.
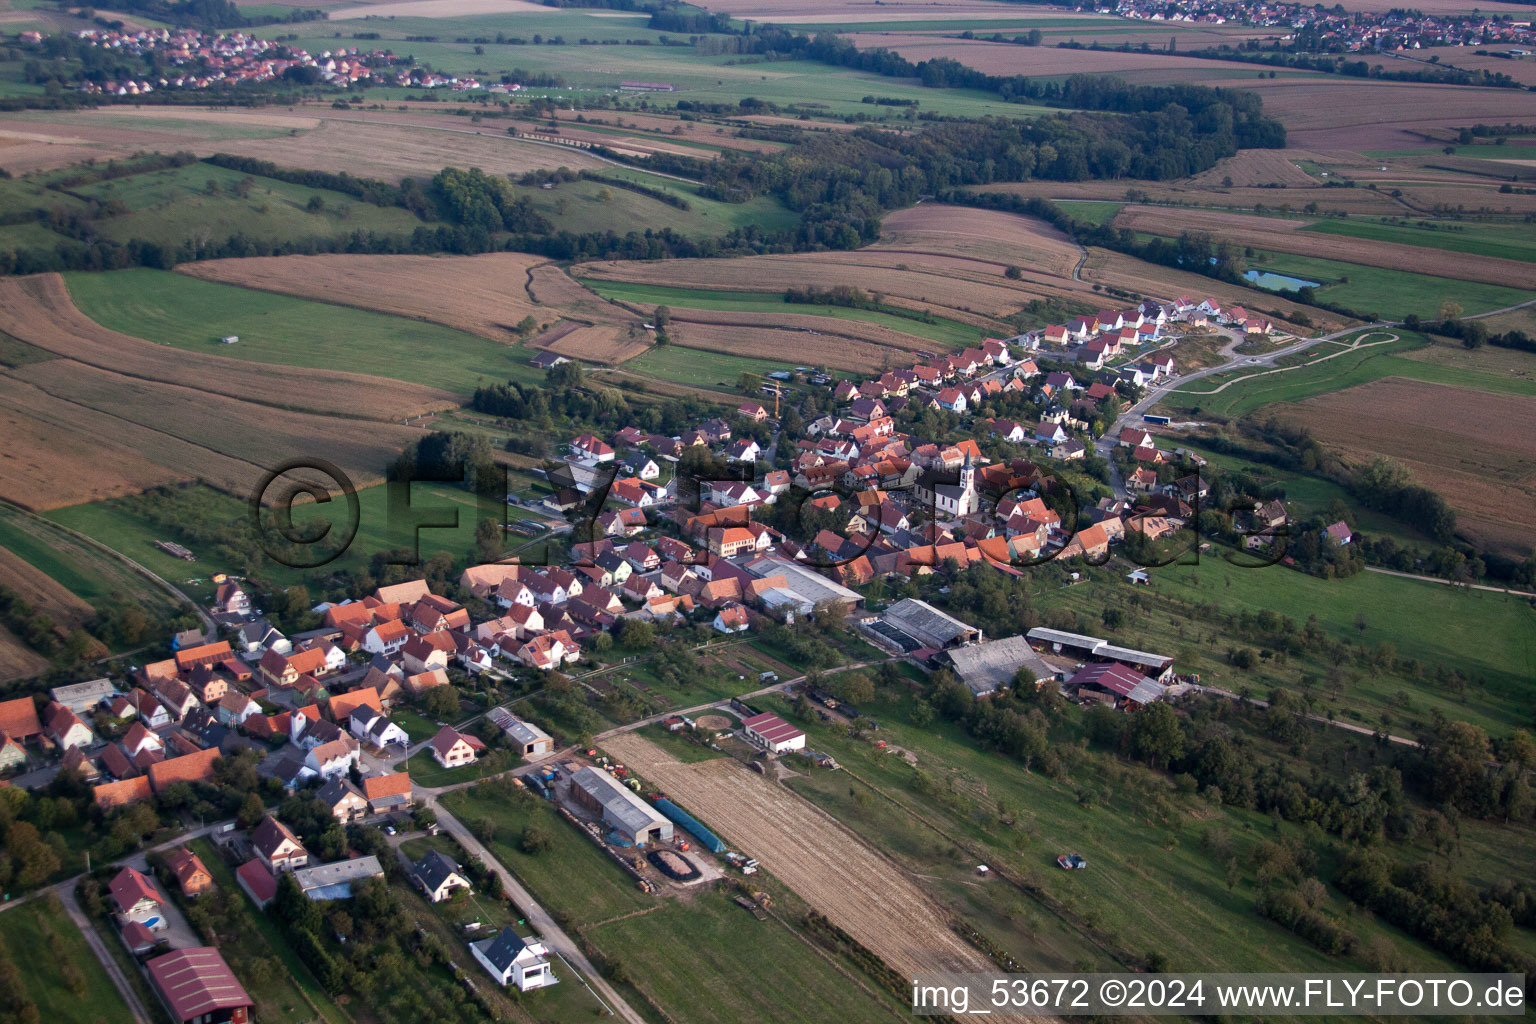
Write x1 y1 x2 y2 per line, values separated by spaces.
430 727 479 768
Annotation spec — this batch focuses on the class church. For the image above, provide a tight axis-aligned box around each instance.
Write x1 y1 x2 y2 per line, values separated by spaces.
912 453 979 519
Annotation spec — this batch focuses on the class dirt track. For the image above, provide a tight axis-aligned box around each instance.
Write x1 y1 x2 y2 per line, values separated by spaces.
600 732 995 978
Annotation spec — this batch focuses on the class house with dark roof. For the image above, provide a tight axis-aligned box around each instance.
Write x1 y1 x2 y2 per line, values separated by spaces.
251 815 308 874
471 927 557 992
410 849 472 903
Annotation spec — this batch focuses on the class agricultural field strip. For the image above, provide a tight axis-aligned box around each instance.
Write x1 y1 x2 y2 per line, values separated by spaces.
600 732 1020 987
0 274 456 420
1111 205 1536 289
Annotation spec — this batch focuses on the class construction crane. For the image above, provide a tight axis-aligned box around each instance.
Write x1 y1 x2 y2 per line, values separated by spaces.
741 372 787 418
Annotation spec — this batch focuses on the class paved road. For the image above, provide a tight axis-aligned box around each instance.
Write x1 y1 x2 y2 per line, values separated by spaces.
60 885 153 1024
422 793 642 1024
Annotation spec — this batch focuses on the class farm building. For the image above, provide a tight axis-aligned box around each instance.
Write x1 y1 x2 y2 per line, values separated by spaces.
1025 627 1174 682
570 766 673 845
1069 663 1166 709
742 712 806 754
876 599 980 650
938 636 1057 697
486 708 554 759
742 556 863 619
49 678 115 714
145 947 252 1024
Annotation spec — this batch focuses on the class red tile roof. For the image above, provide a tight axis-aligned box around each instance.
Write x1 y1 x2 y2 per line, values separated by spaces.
362 772 411 802
148 748 221 793
0 697 41 741
109 866 164 914
95 775 153 808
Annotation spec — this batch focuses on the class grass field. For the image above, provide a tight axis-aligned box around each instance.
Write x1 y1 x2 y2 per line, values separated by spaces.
760 691 1472 989
1301 217 1536 264
1158 330 1536 418
620 343 802 389
1041 555 1536 737
1246 251 1534 319
45 478 511 597
63 269 534 396
0 503 177 613
524 178 799 238
0 895 134 1024
585 279 981 348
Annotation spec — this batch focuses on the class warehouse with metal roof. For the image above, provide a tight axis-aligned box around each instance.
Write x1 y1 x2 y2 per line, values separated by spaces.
1026 627 1174 681
570 766 673 845
939 636 1058 697
145 947 252 1024
1069 663 1166 707
879 598 980 650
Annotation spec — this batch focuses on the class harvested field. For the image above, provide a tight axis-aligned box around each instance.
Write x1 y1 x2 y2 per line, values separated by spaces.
1081 249 1349 332
0 625 50 683
839 33 1271 78
601 732 997 979
668 321 915 373
700 0 1062 21
1414 47 1536 88
1234 79 1536 150
695 714 733 731
1277 378 1536 554
213 116 606 182
578 254 1045 324
528 265 639 325
1186 149 1320 188
975 179 1413 218
544 109 786 154
0 547 107 658
654 307 940 357
178 253 549 342
0 275 456 420
4 359 425 500
874 204 1081 277
0 388 188 509
1112 204 1536 289
331 0 548 15
541 324 653 364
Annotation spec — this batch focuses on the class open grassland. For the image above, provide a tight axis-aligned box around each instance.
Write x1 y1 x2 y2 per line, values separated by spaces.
64 268 531 395
1112 204 1536 289
6 357 426 499
1128 559 1536 735
1079 249 1347 332
620 343 803 389
0 896 133 1024
587 279 982 349
977 176 1413 219
0 106 305 173
1160 330 1536 417
601 731 997 978
763 688 1486 989
1246 251 1533 319
1274 378 1536 554
873 203 1081 276
1300 217 1536 264
583 887 912 1024
46 478 506 590
0 504 177 612
521 176 799 237
2 273 457 417
178 252 549 343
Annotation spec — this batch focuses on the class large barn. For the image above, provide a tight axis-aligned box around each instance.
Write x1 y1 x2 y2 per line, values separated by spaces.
939 636 1057 697
1025 627 1174 682
875 599 980 651
741 711 806 754
570 766 673 845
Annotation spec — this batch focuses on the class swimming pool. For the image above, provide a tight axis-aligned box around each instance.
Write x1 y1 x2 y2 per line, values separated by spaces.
1245 270 1321 291
142 916 161 928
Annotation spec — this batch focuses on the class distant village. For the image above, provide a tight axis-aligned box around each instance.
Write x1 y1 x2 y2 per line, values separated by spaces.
27 28 497 95
1109 0 1536 54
